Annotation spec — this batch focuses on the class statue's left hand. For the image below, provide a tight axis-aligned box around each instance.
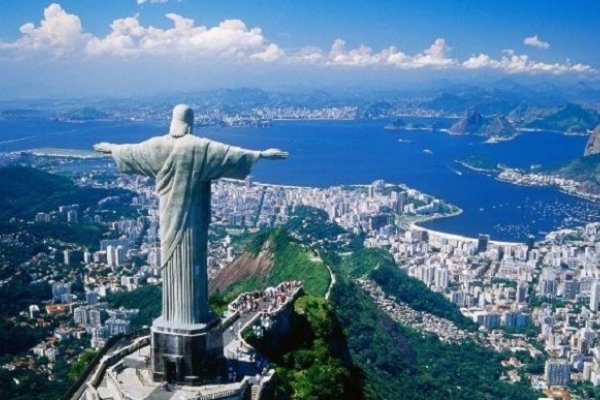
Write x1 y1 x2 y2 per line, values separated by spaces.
260 148 289 159
93 142 113 154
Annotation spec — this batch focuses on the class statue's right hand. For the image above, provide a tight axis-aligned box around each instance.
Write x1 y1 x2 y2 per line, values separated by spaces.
93 142 113 154
260 148 289 159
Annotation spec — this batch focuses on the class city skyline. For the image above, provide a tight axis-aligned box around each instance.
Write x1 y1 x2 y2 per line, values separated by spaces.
0 1 599 97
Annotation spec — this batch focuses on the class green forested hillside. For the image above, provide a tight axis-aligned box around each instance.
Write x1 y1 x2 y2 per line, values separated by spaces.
339 248 476 330
555 154 600 185
330 277 537 400
222 228 330 298
249 295 366 399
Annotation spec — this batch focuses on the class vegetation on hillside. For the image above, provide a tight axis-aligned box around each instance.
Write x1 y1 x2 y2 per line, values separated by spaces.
106 284 162 329
211 207 538 399
330 277 538 400
527 103 600 133
339 248 477 330
248 295 366 400
555 153 600 186
225 228 330 298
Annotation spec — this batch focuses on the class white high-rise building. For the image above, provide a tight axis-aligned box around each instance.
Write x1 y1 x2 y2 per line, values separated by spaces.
73 306 88 326
105 318 131 336
545 359 570 387
590 280 600 312
115 245 127 266
83 250 92 264
434 267 449 289
88 309 102 326
106 245 116 267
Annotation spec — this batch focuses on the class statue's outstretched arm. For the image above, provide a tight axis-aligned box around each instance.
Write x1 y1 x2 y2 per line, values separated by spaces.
93 142 114 154
259 148 289 160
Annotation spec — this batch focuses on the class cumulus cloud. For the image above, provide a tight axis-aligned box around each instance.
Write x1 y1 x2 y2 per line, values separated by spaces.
327 39 380 66
325 38 455 69
0 3 595 76
290 46 324 63
462 50 595 74
0 3 91 56
523 35 550 50
0 3 283 62
85 14 284 60
523 35 550 49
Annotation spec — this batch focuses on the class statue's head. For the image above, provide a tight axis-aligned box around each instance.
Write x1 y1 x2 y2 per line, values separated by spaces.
169 104 194 138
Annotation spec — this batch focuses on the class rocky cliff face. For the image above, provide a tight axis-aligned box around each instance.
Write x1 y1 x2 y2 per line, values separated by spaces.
584 124 600 157
209 244 274 294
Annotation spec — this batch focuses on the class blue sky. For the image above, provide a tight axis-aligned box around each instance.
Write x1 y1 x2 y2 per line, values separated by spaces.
0 1 598 98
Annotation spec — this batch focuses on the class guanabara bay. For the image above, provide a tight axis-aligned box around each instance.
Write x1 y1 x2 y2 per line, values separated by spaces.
1 2 600 400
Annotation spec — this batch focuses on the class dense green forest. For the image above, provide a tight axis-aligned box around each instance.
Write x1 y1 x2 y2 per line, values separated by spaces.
249 295 366 399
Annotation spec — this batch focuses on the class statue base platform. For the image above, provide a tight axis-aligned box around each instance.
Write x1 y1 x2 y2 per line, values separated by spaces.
151 316 224 386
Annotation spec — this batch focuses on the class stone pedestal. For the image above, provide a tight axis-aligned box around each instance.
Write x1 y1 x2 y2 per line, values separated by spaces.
151 316 224 385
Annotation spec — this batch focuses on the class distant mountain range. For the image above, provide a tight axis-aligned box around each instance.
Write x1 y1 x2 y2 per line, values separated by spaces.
1 79 600 136
525 103 600 134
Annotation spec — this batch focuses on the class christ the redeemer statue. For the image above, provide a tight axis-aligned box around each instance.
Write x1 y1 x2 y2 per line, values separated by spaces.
94 104 287 326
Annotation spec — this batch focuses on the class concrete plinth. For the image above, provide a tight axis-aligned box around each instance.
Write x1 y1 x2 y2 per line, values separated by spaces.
151 316 224 385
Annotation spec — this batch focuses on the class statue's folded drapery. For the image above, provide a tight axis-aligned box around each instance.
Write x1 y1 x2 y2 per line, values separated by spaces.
112 134 259 324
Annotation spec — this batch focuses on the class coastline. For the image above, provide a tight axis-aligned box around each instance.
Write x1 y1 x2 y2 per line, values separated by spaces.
455 160 498 174
495 174 600 203
6 145 593 245
410 219 522 247
14 147 108 159
399 207 514 245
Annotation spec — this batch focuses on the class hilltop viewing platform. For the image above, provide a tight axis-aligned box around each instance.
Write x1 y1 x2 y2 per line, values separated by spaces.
74 281 303 400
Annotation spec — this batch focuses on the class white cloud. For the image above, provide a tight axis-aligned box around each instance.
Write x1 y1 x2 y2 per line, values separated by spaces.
0 4 282 62
0 3 595 77
411 38 455 68
137 0 169 4
523 35 550 49
250 43 284 62
325 38 455 69
85 15 284 61
290 46 324 63
0 3 90 56
462 51 595 74
327 39 380 66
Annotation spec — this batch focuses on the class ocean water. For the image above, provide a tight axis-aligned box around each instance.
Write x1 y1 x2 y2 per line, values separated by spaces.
0 117 598 242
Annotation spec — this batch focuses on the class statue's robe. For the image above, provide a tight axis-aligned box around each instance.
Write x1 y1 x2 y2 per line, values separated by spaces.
112 134 259 325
